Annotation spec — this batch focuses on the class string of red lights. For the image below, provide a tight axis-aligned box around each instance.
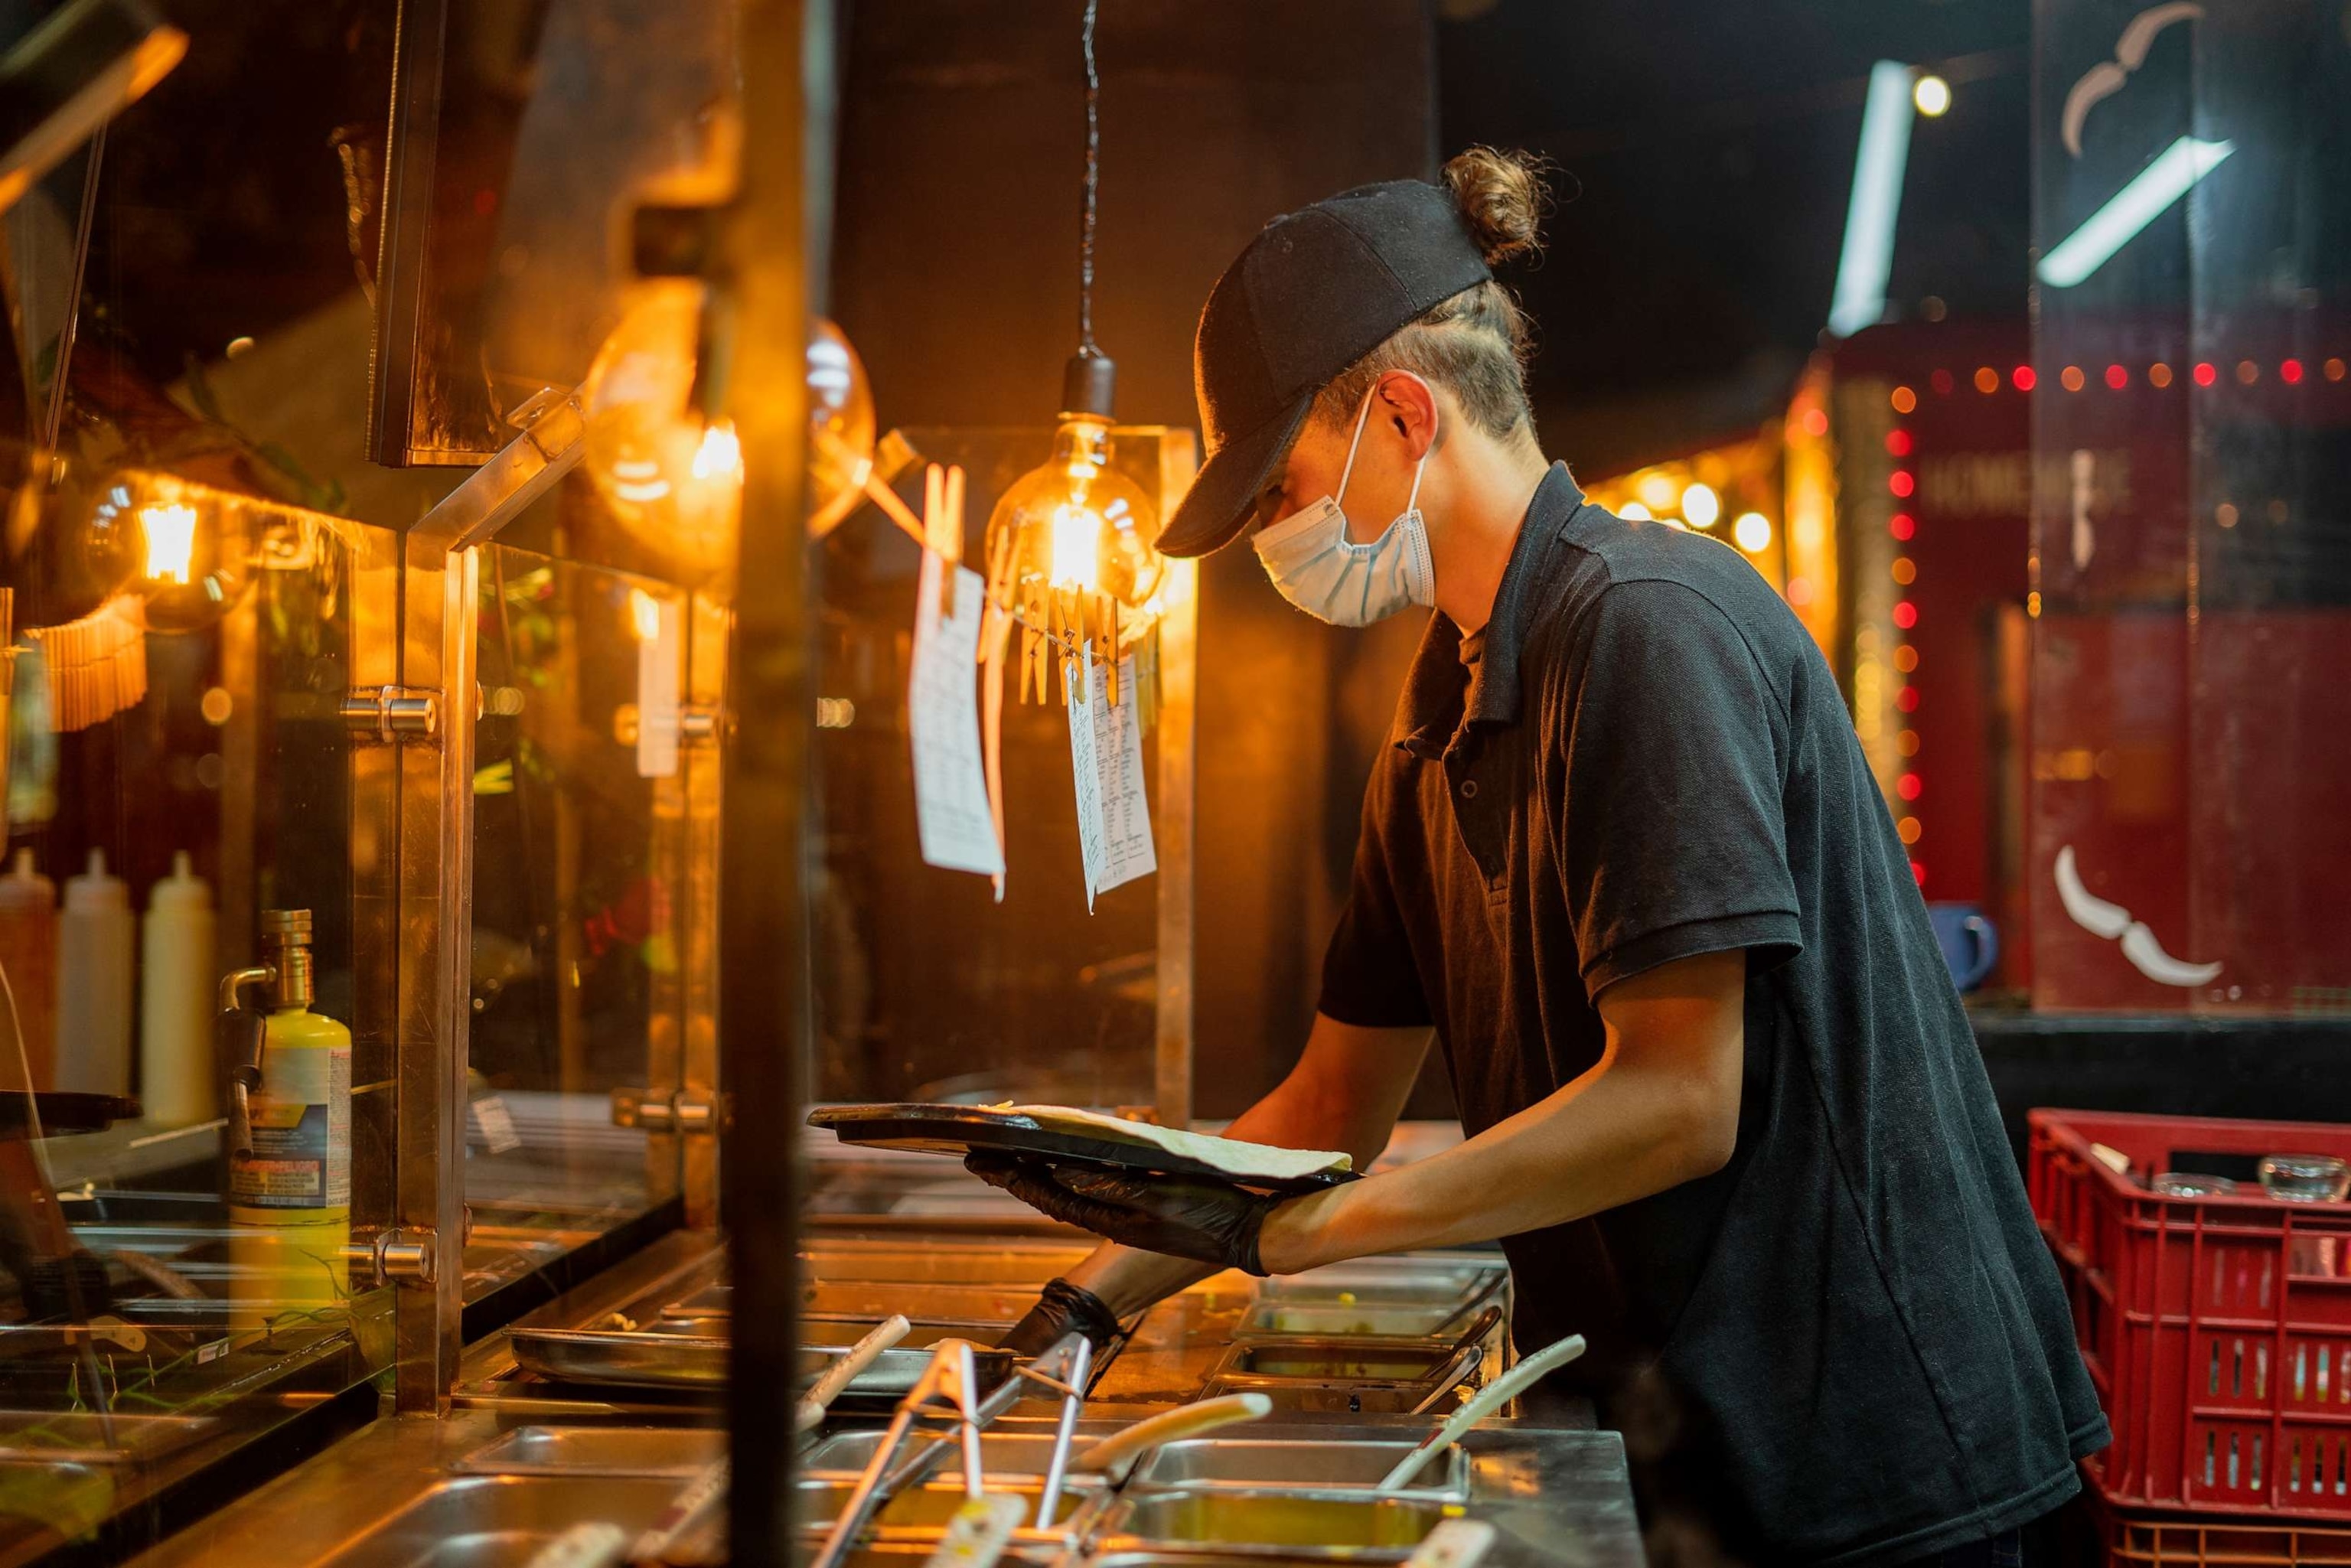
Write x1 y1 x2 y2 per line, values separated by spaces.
1874 352 2344 888
1909 357 2346 396
1882 390 1925 887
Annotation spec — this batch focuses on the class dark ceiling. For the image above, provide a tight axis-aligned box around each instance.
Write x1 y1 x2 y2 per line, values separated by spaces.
1434 0 2032 472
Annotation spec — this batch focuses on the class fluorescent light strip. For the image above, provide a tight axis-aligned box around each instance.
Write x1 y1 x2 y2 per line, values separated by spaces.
2037 137 2235 288
1827 61 1918 338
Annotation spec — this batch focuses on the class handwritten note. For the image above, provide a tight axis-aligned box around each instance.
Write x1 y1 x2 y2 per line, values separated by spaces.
909 551 1006 876
1068 649 1155 911
1068 645 1107 910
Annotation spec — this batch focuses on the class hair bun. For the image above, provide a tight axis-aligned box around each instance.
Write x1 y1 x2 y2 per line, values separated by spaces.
1442 146 1548 267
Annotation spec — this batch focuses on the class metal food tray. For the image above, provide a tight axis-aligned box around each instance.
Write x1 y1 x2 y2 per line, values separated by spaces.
508 1320 729 1388
798 1320 1017 1400
808 1104 1358 1196
510 1316 1015 1397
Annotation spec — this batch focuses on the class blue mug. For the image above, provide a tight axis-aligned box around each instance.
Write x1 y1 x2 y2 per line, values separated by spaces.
1928 904 2000 991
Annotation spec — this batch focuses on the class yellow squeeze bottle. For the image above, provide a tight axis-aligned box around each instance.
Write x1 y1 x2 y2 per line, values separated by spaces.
224 910 350 1329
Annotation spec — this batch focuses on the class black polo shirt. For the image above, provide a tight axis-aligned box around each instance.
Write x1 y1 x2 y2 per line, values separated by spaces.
1319 465 2107 1565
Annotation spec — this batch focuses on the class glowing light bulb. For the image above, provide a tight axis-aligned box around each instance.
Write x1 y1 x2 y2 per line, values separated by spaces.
94 478 253 634
581 289 743 583
1681 483 1721 529
692 420 741 482
1051 503 1103 588
630 588 664 643
140 504 200 585
1635 472 1677 513
984 413 1166 635
1733 512 1773 553
1912 74 1951 117
1619 502 1654 521
806 319 876 539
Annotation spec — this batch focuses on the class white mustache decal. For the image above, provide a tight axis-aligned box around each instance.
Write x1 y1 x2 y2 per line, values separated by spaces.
2062 3 2204 158
2053 844 2222 987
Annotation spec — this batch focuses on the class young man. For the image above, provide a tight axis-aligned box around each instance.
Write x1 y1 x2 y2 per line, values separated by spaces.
970 152 2106 1565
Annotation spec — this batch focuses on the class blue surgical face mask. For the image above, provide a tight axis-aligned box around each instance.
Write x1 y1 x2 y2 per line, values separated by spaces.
1252 381 1436 627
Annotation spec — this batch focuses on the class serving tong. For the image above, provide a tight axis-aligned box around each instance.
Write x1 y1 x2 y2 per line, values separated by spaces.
807 1329 1094 1568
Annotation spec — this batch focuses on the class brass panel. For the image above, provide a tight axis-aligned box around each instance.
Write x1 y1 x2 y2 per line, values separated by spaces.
680 593 729 1226
392 524 478 1412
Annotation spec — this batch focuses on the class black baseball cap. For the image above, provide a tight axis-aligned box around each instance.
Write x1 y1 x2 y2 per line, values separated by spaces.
1157 178 1492 559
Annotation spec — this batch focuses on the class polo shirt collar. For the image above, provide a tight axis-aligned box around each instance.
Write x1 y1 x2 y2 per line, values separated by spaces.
1393 463 1586 757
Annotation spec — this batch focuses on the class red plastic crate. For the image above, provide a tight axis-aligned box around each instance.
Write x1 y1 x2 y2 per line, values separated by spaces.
2030 1110 2351 1521
2089 1491 2351 1566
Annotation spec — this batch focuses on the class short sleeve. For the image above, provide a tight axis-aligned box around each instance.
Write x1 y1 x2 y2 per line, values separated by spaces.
1317 759 1433 1028
1558 578 1804 998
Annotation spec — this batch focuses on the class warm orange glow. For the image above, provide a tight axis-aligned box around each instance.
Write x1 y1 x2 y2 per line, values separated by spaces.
2061 366 2085 392
1890 557 1916 585
1890 386 1916 414
1897 816 1922 845
1051 504 1103 591
1973 367 1999 394
692 420 742 482
630 588 663 643
141 504 201 585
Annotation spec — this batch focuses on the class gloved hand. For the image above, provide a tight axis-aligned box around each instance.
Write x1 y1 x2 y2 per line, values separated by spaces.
967 1153 1281 1276
1000 1276 1123 1358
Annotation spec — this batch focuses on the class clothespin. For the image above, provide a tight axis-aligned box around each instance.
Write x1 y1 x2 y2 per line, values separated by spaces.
1059 587 1084 706
1100 596 1120 707
1023 583 1052 703
922 465 959 620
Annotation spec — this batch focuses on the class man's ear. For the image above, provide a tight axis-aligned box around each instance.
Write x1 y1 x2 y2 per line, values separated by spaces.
1374 372 1440 458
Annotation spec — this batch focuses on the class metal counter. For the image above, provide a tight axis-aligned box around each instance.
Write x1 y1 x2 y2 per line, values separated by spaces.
129 1228 1639 1568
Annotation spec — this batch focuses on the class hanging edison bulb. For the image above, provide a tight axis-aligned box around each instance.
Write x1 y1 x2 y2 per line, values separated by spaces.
983 355 1166 707
806 318 876 540
580 287 742 582
90 473 253 634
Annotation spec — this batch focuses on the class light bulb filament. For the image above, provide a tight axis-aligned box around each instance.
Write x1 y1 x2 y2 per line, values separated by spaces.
692 419 742 483
630 588 663 643
141 503 201 585
1050 503 1101 591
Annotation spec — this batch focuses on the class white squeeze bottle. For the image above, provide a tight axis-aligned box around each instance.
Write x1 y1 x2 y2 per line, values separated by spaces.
139 852 216 1124
55 849 133 1097
0 851 58 1092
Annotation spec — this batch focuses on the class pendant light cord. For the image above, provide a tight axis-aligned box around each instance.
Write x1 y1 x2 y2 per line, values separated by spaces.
1077 0 1101 357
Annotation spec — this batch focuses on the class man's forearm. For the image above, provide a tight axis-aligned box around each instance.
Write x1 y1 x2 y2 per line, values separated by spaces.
1258 953 1748 1275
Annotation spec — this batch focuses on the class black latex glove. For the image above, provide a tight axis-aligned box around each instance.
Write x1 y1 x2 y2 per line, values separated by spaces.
966 1153 1280 1276
999 1276 1123 1358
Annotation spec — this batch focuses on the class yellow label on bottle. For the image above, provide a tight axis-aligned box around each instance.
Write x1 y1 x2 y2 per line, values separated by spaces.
229 1040 350 1211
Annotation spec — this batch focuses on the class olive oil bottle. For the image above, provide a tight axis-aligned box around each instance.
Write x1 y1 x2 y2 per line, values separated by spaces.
223 910 351 1329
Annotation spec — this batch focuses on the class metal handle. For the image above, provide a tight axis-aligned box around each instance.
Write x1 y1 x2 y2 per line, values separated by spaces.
215 967 272 1159
340 1227 439 1289
611 1087 719 1134
1380 1332 1588 1492
340 686 440 743
797 1314 911 1433
1071 1392 1273 1482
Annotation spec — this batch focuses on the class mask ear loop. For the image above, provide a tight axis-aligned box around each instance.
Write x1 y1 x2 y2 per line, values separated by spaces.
1336 375 1440 513
1404 391 1438 517
1332 381 1381 506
